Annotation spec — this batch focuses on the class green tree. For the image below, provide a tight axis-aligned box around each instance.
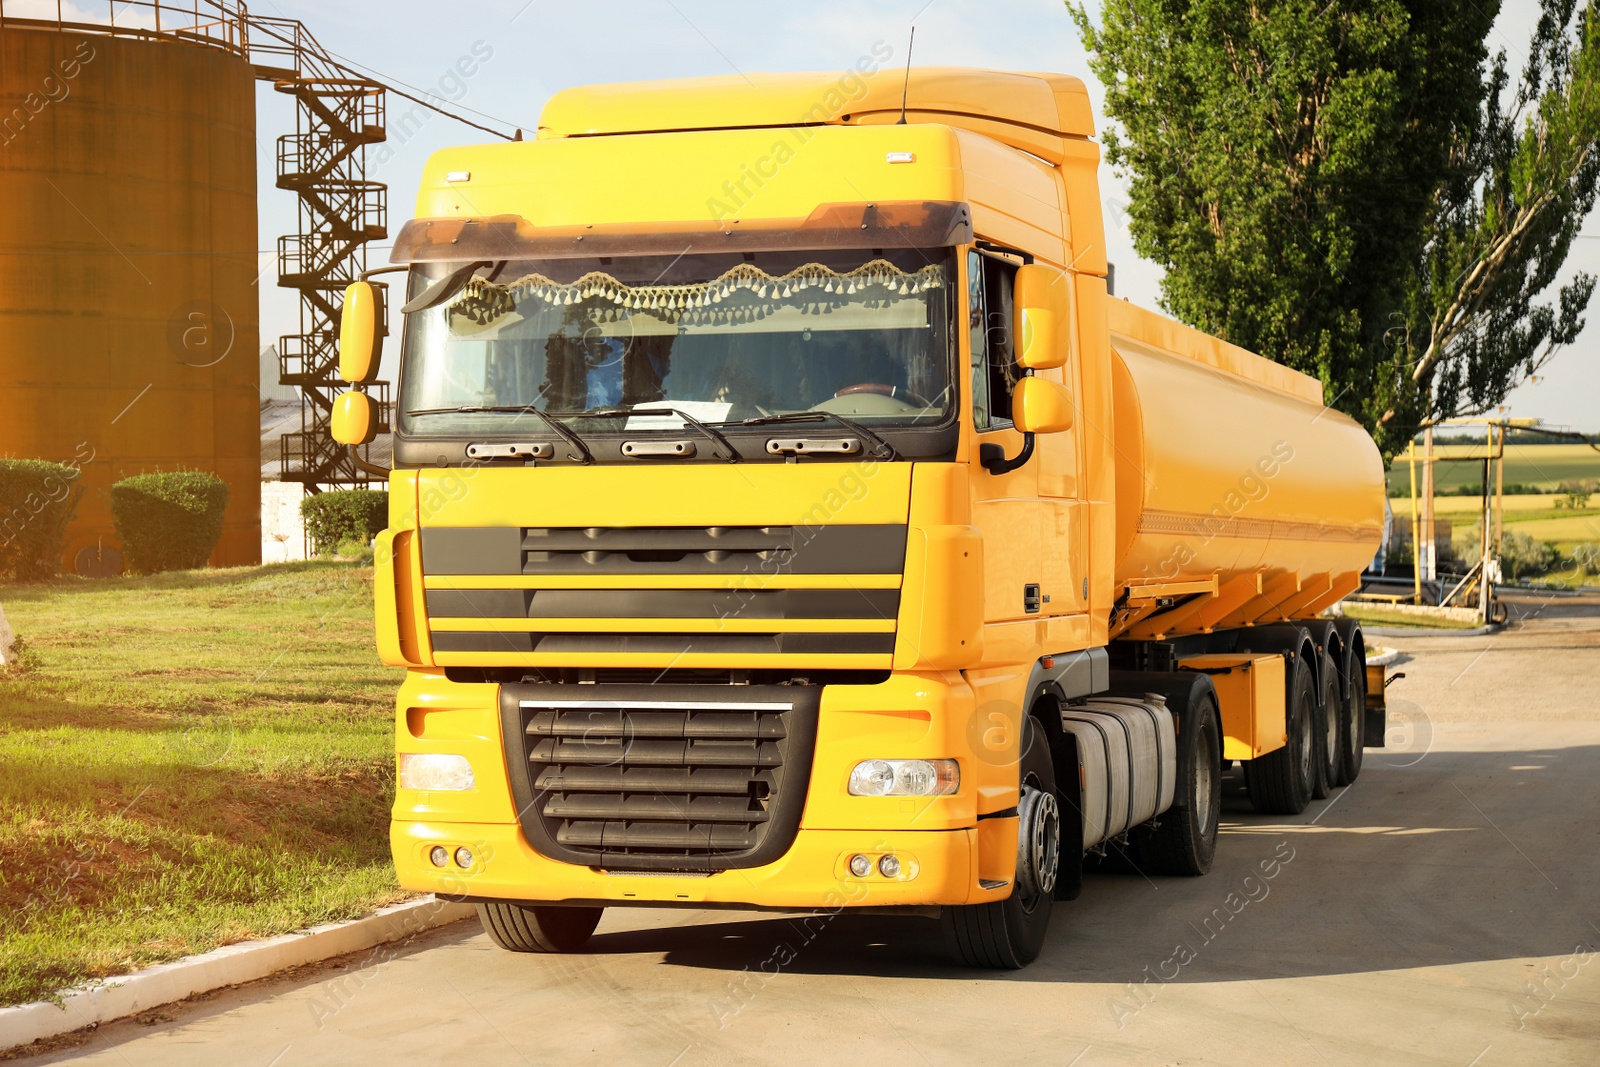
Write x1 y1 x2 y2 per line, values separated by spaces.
1393 1 1600 442
1070 1 1600 455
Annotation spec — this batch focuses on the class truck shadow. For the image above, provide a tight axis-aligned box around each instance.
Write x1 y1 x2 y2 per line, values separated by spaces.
631 742 1600 983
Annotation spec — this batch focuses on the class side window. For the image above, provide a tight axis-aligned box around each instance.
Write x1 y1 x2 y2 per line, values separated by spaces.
969 251 1018 430
968 251 991 427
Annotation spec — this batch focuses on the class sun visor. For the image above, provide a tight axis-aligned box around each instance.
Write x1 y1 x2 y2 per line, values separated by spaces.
390 201 973 263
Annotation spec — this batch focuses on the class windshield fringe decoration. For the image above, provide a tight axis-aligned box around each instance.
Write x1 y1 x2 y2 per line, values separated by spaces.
447 260 945 329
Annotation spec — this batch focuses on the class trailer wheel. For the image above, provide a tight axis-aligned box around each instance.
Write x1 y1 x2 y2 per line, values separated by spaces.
1311 652 1339 800
1335 657 1366 785
476 902 603 953
1132 692 1221 876
943 717 1057 969
1246 655 1316 815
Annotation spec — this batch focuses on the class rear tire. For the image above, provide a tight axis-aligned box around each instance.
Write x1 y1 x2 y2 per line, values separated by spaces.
1311 652 1339 800
1335 656 1366 785
943 718 1057 969
477 902 603 953
1246 655 1316 815
1132 692 1221 876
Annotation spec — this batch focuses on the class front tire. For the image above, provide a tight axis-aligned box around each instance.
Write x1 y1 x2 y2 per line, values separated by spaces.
477 902 603 953
943 717 1057 969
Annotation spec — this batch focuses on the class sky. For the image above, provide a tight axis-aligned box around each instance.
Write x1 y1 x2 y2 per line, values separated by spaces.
250 0 1598 431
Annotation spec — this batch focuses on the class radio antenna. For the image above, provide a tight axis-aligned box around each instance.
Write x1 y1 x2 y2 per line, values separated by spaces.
896 27 915 124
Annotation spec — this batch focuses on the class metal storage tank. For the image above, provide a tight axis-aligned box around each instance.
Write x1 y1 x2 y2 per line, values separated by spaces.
0 3 259 572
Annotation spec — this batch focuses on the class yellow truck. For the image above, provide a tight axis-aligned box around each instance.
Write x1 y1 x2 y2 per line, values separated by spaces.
332 68 1389 968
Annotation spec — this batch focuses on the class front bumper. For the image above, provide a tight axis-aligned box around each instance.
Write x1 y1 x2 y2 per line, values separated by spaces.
392 669 1021 908
395 821 983 908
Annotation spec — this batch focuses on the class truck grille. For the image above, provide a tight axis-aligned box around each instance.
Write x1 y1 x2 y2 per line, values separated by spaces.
421 524 906 662
499 683 820 871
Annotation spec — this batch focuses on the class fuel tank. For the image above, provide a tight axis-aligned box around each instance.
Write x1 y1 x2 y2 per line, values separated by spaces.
1107 301 1386 620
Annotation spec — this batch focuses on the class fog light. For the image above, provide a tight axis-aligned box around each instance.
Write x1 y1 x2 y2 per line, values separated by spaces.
454 847 474 868
849 854 873 878
878 854 901 879
848 759 959 797
429 846 449 867
400 753 475 792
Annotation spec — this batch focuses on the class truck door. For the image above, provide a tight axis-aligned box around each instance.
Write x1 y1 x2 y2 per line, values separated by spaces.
1035 312 1089 618
968 250 1044 624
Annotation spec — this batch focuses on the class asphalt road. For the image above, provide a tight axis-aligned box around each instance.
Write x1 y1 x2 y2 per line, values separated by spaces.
26 592 1600 1066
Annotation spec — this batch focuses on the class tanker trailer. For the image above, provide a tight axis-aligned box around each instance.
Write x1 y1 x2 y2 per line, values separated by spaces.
325 67 1392 969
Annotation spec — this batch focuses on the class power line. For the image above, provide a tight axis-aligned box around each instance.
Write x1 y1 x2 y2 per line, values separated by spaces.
318 45 535 135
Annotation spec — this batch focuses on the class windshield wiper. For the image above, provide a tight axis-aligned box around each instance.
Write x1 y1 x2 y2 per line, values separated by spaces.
724 411 897 460
569 406 742 463
403 405 594 464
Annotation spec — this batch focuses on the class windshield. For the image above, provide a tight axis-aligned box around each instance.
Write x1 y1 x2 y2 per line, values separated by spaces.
397 248 954 437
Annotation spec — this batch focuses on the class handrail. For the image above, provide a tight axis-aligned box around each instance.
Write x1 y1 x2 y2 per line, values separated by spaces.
0 0 250 57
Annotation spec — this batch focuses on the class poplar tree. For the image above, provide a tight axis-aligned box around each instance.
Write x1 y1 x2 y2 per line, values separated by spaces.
1070 0 1600 455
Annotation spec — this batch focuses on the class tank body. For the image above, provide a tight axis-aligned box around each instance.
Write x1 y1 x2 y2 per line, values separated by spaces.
0 18 260 571
1108 300 1387 592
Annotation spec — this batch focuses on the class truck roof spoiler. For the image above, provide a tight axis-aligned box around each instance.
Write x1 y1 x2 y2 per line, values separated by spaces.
389 201 974 264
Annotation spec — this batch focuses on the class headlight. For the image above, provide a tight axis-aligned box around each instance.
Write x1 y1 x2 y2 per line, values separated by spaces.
848 759 959 797
399 753 475 791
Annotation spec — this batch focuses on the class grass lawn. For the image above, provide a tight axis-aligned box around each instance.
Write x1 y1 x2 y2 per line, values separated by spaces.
1339 604 1485 630
0 561 405 1007
1418 494 1564 514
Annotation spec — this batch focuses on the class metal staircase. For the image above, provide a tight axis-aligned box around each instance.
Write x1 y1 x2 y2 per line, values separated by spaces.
249 17 390 490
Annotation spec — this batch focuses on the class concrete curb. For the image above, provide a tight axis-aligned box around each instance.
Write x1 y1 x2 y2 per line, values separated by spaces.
0 895 475 1054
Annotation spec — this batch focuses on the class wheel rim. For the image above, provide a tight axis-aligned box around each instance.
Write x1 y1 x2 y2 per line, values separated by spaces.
1015 777 1060 910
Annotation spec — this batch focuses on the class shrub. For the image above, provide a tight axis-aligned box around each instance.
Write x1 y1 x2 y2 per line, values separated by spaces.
301 490 388 555
110 471 230 574
1455 526 1557 579
1572 543 1600 576
0 459 81 581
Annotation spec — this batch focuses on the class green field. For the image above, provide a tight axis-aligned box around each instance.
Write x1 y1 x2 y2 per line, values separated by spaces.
1385 443 1600 495
0 562 405 1007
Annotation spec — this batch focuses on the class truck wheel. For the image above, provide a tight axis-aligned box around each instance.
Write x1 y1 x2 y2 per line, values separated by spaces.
943 717 1057 969
1133 692 1221 876
1311 652 1339 800
1335 658 1366 785
1246 655 1315 815
476 902 603 953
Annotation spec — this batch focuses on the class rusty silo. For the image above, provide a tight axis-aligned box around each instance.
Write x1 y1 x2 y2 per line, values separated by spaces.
0 2 260 572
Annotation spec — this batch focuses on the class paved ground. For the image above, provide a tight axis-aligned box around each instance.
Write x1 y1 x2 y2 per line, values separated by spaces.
21 592 1600 1066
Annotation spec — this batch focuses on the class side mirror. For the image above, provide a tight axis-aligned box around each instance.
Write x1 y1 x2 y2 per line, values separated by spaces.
1013 263 1071 370
332 390 378 445
1013 375 1075 434
339 281 383 384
